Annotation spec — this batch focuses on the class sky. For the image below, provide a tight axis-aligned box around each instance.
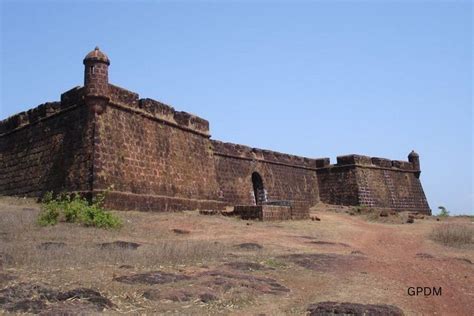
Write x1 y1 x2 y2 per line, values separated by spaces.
0 0 472 215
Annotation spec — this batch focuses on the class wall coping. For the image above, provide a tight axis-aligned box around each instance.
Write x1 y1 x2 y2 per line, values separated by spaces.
212 140 318 170
0 86 85 137
106 100 211 138
107 83 210 135
0 84 212 138
315 154 417 172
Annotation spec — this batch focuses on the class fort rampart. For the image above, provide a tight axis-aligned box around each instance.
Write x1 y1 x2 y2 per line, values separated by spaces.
0 47 431 216
316 154 429 213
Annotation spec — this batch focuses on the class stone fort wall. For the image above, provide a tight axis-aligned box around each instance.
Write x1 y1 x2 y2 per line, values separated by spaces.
316 155 430 214
0 87 93 197
0 83 325 217
92 85 225 212
0 48 431 216
0 89 431 215
212 141 319 219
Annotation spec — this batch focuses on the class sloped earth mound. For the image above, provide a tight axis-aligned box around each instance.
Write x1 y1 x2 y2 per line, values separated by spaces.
307 241 350 247
222 261 271 271
99 241 141 250
37 242 66 250
119 264 134 269
296 236 351 248
414 253 473 265
117 269 290 303
172 228 191 235
114 271 190 285
279 253 364 272
415 253 434 259
143 288 218 303
235 243 263 250
0 283 114 314
453 257 472 264
197 270 290 295
307 301 404 316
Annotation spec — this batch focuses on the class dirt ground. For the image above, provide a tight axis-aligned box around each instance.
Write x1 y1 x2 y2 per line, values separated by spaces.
0 197 473 315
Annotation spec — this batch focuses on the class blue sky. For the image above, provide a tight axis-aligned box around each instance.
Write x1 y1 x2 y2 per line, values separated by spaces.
1 0 472 215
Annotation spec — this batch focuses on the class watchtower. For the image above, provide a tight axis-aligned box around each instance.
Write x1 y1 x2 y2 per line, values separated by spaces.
83 47 110 112
408 150 421 178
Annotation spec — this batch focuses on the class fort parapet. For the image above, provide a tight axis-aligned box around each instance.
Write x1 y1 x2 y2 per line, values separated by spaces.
0 47 431 216
315 154 428 213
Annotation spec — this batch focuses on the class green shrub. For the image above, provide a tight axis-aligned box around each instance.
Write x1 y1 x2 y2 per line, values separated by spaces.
37 192 60 226
77 204 122 228
38 191 122 229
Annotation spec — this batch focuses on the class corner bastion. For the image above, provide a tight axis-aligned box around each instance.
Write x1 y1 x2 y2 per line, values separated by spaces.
315 153 429 213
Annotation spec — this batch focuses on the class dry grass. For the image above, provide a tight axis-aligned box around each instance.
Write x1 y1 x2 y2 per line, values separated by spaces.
429 223 474 247
0 239 226 269
1 197 473 315
352 207 406 224
0 206 226 269
364 211 403 224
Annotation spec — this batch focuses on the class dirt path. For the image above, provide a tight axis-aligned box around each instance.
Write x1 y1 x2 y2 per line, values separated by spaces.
321 212 474 315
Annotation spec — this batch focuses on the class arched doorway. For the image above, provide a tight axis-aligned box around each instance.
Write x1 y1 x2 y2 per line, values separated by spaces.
251 172 266 205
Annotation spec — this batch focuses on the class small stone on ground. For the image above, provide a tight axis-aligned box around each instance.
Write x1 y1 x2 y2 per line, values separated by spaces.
307 301 404 316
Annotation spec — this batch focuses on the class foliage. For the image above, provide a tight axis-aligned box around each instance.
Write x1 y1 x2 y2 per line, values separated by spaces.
38 191 122 229
438 206 450 217
37 192 60 226
264 258 287 269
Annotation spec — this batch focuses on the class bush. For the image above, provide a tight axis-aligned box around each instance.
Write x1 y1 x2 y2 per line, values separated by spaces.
429 223 473 247
38 191 122 229
37 195 60 226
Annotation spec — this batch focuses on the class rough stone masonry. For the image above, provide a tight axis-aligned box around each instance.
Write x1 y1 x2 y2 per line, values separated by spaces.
0 48 431 218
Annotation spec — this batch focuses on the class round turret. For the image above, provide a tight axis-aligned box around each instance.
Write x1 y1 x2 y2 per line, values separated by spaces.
408 150 419 159
408 150 421 177
83 46 110 98
83 46 110 65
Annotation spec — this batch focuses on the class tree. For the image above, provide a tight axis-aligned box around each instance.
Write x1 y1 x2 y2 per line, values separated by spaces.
438 206 450 217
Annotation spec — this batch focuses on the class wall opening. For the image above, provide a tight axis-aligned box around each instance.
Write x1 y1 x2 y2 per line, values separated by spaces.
252 172 266 205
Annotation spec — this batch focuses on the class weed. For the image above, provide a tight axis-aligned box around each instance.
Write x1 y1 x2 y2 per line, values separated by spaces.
37 191 121 229
264 258 287 269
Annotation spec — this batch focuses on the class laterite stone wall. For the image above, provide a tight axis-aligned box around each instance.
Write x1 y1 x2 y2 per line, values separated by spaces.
0 88 93 197
355 168 430 213
92 88 225 211
316 166 359 206
0 49 432 217
233 205 292 221
316 155 431 214
212 141 320 219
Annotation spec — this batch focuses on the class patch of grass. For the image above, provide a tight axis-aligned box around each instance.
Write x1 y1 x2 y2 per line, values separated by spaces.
1 205 227 269
263 258 287 269
0 239 227 269
429 223 474 247
363 209 404 224
38 191 122 229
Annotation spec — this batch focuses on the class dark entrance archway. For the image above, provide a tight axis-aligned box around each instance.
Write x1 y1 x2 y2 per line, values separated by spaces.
251 172 266 205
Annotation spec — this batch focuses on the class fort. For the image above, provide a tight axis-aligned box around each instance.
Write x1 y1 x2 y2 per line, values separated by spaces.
0 47 431 219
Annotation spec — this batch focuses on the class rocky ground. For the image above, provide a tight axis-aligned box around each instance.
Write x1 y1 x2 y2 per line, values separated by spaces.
0 197 472 315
